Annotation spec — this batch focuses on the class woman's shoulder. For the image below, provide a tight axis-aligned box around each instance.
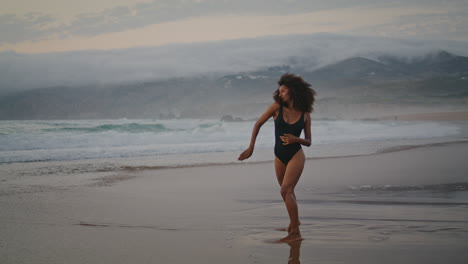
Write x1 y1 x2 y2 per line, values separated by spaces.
267 102 281 119
270 102 281 110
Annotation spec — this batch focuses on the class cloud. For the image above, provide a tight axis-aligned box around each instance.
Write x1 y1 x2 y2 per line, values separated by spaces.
1 33 467 93
0 13 58 43
0 5 141 44
0 0 382 44
347 10 468 41
1 0 467 54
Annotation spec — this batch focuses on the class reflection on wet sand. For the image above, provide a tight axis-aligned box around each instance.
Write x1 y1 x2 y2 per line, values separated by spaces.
265 236 303 263
287 240 302 264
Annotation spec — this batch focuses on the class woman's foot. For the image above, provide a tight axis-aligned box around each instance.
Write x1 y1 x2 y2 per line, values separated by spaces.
278 231 303 243
275 220 301 232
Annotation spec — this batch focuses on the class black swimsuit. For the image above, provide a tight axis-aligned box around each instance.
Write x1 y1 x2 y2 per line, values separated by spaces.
274 106 305 165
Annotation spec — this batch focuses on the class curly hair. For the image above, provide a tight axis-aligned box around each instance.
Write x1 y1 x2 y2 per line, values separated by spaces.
273 73 316 112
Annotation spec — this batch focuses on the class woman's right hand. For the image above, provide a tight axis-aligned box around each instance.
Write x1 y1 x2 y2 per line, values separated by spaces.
238 147 253 161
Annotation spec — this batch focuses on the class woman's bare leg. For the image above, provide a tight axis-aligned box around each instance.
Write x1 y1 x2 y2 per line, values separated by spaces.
275 157 286 186
275 157 301 232
279 149 305 242
274 158 287 231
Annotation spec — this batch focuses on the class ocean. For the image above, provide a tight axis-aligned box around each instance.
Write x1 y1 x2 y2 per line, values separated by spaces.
0 118 467 180
1 118 466 166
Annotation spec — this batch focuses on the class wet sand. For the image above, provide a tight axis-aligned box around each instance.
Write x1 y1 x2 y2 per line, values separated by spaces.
1 142 468 263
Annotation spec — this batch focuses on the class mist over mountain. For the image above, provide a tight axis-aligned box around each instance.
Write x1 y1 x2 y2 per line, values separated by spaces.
2 33 468 93
1 48 467 120
378 51 468 77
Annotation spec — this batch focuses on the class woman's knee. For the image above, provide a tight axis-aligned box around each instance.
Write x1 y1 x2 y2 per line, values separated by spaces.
280 184 294 199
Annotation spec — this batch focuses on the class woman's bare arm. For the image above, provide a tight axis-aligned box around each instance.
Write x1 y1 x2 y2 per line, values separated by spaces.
238 102 280 160
301 113 312 146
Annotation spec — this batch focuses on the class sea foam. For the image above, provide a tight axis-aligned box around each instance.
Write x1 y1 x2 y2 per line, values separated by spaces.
0 119 464 164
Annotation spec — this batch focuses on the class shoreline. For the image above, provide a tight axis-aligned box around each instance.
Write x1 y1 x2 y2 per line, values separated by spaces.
1 139 467 188
0 139 468 185
118 139 468 170
1 139 468 173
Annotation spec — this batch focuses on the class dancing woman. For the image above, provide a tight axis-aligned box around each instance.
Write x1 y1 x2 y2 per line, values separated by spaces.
238 73 316 242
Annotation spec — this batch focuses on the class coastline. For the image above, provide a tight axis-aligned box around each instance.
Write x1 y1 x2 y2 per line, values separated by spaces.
1 138 467 184
1 141 468 263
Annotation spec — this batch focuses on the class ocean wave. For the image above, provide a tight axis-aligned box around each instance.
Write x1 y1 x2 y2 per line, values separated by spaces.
38 121 228 134
42 123 171 133
0 119 465 163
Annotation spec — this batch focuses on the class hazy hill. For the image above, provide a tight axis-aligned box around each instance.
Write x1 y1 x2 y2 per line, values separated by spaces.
304 57 409 88
304 51 468 88
378 51 468 77
0 51 467 120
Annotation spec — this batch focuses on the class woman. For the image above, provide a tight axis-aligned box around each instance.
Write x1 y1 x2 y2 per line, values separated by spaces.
238 73 316 243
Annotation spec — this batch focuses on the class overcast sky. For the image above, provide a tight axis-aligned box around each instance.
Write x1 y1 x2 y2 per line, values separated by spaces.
1 0 468 92
1 0 468 53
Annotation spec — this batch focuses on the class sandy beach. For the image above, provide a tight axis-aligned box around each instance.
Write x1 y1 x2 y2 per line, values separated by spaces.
1 141 467 263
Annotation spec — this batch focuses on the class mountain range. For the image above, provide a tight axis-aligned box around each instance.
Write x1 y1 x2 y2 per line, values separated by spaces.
0 50 467 120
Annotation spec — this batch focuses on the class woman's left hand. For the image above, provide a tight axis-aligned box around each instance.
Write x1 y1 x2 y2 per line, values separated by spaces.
280 134 297 145
238 147 254 161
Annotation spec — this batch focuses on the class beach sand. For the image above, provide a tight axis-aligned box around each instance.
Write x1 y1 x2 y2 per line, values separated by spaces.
1 142 468 263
